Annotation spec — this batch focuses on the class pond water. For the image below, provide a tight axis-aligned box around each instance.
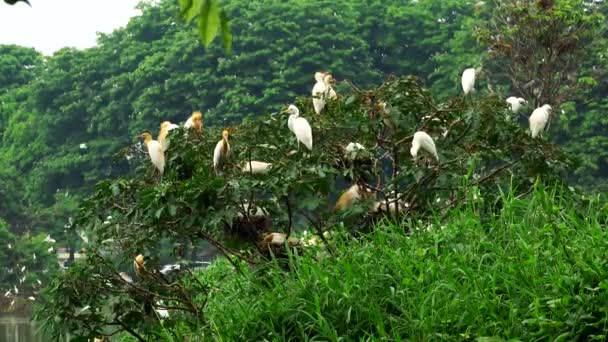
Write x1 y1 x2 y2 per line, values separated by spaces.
0 315 57 342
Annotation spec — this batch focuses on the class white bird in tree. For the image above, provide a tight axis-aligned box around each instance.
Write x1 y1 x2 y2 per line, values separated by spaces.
157 121 179 152
44 235 56 244
461 67 478 95
529 104 552 138
138 132 165 176
213 130 231 174
410 131 439 161
283 105 312 150
312 72 337 114
184 111 203 134
506 97 527 114
241 161 272 174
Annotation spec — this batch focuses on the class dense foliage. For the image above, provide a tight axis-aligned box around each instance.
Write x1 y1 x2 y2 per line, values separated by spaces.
33 72 574 340
0 0 606 336
188 185 608 341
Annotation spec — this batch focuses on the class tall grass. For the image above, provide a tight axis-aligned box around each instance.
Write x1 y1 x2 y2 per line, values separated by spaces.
183 185 608 341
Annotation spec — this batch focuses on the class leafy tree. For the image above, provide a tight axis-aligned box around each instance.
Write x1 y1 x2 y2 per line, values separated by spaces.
477 0 604 107
35 75 571 340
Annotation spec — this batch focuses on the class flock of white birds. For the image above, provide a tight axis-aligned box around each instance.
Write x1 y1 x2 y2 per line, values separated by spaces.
139 69 551 181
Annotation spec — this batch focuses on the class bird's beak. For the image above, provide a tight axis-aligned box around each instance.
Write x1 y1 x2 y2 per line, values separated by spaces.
280 108 289 114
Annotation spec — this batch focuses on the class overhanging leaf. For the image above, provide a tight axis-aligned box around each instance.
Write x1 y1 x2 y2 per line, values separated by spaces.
198 0 221 48
219 9 232 51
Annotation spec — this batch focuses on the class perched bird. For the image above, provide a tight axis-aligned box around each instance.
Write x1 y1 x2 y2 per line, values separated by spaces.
529 104 552 138
410 131 439 161
345 142 365 154
213 130 231 174
312 72 337 114
283 105 313 150
133 254 145 277
371 198 408 216
461 67 478 95
157 121 179 152
138 132 165 176
155 301 170 319
184 111 203 134
119 272 133 284
241 161 272 174
506 97 527 114
335 184 372 211
262 232 300 247
44 234 56 244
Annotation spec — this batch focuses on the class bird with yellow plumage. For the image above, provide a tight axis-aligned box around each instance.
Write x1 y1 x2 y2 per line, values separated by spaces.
133 254 145 277
157 121 179 152
138 132 165 176
185 111 203 134
213 130 231 174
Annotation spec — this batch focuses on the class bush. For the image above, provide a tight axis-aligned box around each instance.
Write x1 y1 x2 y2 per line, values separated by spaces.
196 184 608 341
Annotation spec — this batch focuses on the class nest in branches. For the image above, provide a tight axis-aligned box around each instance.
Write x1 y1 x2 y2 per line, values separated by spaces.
224 215 271 245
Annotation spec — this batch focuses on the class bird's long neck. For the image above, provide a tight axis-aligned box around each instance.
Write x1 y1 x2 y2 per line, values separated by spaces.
143 136 152 146
221 137 228 153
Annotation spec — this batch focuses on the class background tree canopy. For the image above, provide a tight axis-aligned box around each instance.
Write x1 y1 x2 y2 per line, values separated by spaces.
0 0 607 322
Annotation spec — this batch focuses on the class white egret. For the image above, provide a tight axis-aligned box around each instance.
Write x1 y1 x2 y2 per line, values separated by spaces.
47 246 54 253
312 73 336 114
506 97 527 114
371 198 408 216
4 290 10 297
13 286 18 295
160 264 181 275
345 142 365 154
79 143 88 150
44 234 56 244
138 132 165 176
335 184 372 211
213 130 231 174
410 131 439 161
241 161 272 174
155 303 170 319
184 111 203 134
119 272 133 284
529 104 552 138
157 121 179 152
461 67 477 95
283 105 312 150
28 296 35 301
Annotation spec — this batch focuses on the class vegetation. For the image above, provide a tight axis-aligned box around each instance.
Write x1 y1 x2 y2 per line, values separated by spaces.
33 70 573 340
192 185 608 341
0 0 607 340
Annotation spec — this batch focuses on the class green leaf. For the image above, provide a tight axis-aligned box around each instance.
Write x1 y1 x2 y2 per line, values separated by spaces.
198 0 221 48
219 9 232 51
179 0 202 24
155 207 164 219
169 205 177 217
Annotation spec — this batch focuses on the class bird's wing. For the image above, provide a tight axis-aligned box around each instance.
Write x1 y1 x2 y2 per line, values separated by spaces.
295 118 313 150
213 140 223 168
312 81 326 97
184 117 193 129
148 141 165 171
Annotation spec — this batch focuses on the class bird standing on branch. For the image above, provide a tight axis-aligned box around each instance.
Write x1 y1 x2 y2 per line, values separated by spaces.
283 105 312 151
138 132 165 176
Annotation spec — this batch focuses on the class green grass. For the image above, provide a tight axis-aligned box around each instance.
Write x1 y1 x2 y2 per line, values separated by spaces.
175 186 608 341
